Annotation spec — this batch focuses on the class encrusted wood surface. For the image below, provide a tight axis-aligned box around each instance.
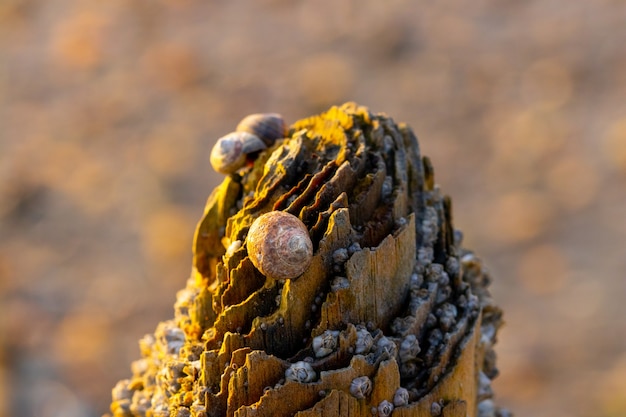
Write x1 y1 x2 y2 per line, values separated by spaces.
107 103 508 417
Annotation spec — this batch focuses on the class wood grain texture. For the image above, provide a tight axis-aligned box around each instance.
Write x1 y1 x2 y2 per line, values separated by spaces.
107 103 507 417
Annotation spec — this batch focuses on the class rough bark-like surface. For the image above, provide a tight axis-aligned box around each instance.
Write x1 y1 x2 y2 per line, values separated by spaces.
107 103 509 417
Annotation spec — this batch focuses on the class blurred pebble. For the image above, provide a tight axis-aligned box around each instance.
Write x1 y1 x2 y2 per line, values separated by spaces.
144 124 198 177
602 117 626 173
295 53 355 109
546 153 598 211
484 190 553 244
520 59 573 111
140 206 195 263
31 379 88 417
554 278 604 321
49 10 109 70
516 244 568 296
139 42 202 92
598 353 626 416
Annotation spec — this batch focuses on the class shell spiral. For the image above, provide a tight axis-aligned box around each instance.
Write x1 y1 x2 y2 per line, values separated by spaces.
246 211 313 280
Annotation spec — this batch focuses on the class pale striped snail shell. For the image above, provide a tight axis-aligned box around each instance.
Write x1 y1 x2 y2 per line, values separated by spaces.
210 131 267 174
246 211 313 280
236 113 287 146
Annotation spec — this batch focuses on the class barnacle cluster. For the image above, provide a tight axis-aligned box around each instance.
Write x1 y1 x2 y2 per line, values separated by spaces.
108 103 507 417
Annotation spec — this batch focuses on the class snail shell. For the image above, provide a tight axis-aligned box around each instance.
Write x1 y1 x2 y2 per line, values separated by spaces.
210 131 267 174
236 113 287 146
246 211 313 280
285 361 316 383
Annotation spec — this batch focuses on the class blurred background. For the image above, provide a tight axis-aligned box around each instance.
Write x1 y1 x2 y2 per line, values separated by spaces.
1 1 625 416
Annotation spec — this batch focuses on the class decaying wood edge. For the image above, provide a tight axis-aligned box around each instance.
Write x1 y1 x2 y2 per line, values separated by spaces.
106 103 509 417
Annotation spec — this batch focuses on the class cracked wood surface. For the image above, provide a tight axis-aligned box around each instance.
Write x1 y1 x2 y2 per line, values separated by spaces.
108 103 507 417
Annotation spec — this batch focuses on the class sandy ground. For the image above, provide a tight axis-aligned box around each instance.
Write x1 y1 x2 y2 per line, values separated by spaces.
1 1 625 416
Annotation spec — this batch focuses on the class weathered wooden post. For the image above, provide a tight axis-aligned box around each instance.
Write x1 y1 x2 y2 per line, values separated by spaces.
108 103 509 417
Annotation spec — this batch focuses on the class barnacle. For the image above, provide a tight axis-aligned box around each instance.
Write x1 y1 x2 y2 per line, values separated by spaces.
350 376 372 399
393 387 410 407
312 330 340 358
285 361 316 383
108 103 507 417
354 326 374 355
398 334 421 363
376 336 399 361
378 399 394 417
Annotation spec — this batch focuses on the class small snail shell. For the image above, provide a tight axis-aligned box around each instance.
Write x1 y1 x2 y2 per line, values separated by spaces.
210 131 267 174
349 376 372 399
236 113 287 146
378 400 394 417
246 211 313 280
285 361 316 383
312 330 340 358
393 387 409 407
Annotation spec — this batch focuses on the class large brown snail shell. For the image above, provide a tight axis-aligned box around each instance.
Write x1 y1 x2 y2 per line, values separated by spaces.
246 211 313 280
